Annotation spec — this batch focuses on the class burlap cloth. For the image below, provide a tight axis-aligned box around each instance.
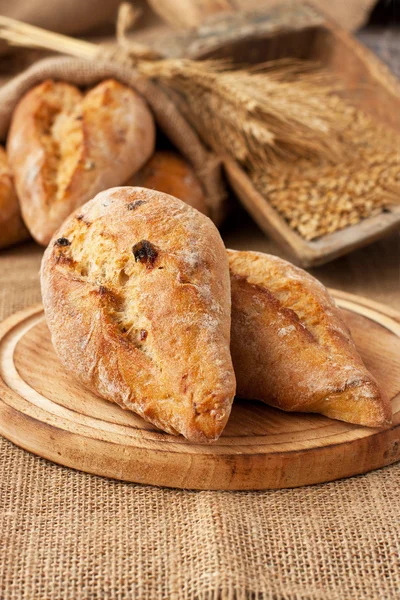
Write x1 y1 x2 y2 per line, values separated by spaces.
0 249 399 600
1 27 400 600
0 56 226 226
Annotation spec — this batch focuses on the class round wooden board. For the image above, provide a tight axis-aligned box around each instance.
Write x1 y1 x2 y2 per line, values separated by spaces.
0 290 399 490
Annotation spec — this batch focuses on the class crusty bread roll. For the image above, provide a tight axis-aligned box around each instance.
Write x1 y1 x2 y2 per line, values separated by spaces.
127 151 208 215
228 249 391 428
41 187 236 442
8 79 155 246
0 146 29 250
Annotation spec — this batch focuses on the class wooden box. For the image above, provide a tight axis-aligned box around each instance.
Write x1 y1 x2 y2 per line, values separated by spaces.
171 4 400 266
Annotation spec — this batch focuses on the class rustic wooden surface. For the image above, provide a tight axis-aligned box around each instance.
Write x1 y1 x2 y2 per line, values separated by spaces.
185 4 400 267
222 20 399 305
0 291 399 490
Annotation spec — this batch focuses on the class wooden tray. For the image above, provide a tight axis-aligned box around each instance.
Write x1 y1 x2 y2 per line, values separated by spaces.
169 4 400 267
0 290 399 490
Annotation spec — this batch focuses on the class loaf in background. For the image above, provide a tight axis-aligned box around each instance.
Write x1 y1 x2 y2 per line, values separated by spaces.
0 146 29 250
41 187 236 442
8 79 155 246
228 249 391 428
127 151 209 216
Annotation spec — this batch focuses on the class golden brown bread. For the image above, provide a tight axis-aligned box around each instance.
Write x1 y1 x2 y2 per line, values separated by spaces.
8 79 155 246
228 249 392 427
41 187 236 442
127 151 208 216
0 146 29 249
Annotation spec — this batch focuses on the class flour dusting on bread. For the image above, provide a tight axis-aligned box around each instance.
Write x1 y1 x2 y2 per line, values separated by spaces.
228 249 391 428
8 79 155 245
41 187 235 442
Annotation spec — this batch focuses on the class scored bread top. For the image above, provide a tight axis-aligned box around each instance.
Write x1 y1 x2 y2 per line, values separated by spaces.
41 187 236 442
8 79 155 245
228 249 392 428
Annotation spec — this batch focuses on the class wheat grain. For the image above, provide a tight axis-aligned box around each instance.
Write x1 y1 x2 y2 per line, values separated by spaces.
251 95 400 241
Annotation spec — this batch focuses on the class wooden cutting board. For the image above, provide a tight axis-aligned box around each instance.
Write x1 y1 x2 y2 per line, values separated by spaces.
0 290 399 490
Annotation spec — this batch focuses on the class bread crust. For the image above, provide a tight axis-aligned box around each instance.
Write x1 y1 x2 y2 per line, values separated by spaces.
8 79 155 246
127 151 208 216
228 249 392 428
41 187 236 442
0 146 29 249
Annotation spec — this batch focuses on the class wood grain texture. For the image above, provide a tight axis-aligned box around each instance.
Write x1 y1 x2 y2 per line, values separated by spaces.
0 291 399 490
185 4 400 267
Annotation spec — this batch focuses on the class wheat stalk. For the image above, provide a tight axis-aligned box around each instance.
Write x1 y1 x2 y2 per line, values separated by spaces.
0 12 346 169
138 58 345 167
0 15 97 58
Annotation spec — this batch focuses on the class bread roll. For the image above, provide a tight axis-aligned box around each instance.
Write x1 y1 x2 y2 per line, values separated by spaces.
228 250 391 428
0 146 29 249
127 151 208 215
41 187 236 442
8 79 155 246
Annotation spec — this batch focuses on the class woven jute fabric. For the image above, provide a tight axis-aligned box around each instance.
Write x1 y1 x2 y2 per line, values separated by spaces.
0 56 226 225
1 246 400 600
1 30 400 598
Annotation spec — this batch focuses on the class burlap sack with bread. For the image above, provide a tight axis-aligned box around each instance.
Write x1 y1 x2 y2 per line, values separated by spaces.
1 57 392 441
0 56 226 249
